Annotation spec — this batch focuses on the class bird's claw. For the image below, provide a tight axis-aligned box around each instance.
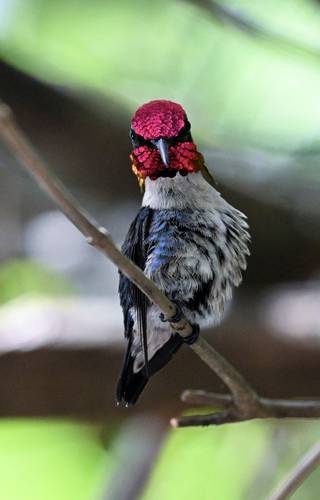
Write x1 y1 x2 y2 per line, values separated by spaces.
183 324 200 345
159 304 183 323
159 306 200 344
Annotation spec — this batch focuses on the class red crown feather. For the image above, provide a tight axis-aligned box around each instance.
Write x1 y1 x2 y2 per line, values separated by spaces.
132 100 185 139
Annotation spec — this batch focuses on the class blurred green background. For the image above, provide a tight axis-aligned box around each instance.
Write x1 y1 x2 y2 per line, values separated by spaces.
1 0 320 499
3 0 320 150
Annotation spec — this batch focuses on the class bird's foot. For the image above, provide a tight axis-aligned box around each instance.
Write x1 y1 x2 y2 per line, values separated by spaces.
160 306 200 344
182 324 200 345
159 303 183 324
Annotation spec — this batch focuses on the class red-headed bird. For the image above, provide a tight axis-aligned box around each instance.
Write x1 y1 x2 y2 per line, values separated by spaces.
117 100 250 405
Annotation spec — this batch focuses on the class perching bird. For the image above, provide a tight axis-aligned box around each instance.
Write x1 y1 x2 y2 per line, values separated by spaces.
117 100 250 405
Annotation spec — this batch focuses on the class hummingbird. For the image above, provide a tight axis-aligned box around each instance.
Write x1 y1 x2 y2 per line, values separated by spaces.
117 100 250 405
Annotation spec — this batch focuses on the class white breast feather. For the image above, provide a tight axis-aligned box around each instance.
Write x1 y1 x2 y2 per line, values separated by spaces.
131 171 249 372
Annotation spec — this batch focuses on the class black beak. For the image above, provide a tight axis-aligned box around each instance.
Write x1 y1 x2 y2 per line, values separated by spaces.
153 137 170 168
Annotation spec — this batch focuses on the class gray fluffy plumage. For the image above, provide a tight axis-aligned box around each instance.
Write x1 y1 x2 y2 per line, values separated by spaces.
117 171 250 404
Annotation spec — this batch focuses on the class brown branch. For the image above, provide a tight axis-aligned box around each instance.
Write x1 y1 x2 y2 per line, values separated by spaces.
174 390 320 427
171 410 237 427
268 441 320 500
1 101 320 427
181 389 233 407
183 0 320 60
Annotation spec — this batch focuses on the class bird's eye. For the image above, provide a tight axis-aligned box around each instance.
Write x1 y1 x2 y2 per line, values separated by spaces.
130 129 150 148
173 119 192 143
184 120 191 132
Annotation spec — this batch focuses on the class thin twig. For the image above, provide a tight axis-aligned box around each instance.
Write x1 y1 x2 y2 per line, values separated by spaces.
181 389 320 417
2 101 320 427
181 389 233 407
175 389 320 427
171 410 237 428
183 0 320 60
268 441 320 500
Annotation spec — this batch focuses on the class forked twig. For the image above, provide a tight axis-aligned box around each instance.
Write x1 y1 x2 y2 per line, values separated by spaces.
174 390 320 427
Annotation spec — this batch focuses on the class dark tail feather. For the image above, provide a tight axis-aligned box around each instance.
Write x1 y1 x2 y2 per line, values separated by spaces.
116 337 148 406
116 334 183 405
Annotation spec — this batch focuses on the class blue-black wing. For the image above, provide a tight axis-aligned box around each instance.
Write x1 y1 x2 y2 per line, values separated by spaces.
117 206 184 405
119 206 153 337
117 207 153 402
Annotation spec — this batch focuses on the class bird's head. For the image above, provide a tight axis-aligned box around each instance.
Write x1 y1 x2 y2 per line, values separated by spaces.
130 100 204 189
